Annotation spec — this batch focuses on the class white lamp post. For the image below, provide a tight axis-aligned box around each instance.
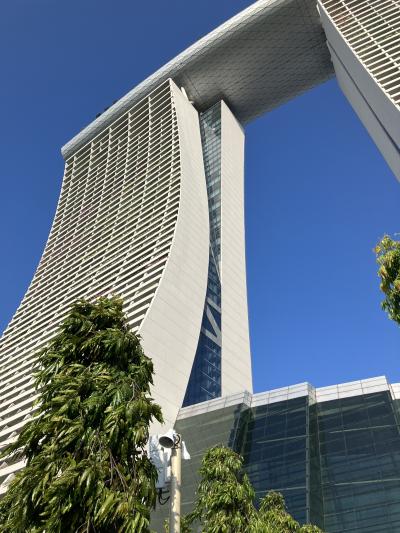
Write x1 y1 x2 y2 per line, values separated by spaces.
158 430 182 533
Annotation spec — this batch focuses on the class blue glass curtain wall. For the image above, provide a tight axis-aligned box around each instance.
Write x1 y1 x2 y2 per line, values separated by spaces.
154 390 400 532
183 104 222 406
318 391 400 532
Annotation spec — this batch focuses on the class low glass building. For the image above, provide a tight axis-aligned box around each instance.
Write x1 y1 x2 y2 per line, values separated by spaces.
152 376 400 532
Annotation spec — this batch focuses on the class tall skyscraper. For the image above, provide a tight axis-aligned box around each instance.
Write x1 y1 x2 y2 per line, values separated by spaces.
1 0 399 513
0 80 251 454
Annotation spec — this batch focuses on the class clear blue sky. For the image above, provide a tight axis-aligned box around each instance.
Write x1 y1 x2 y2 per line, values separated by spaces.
1 0 399 393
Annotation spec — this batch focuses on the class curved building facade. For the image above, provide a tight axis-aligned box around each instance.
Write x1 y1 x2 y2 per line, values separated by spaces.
1 0 400 506
0 80 252 491
0 80 213 489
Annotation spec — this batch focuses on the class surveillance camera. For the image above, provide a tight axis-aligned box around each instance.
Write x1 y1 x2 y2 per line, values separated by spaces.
159 429 177 449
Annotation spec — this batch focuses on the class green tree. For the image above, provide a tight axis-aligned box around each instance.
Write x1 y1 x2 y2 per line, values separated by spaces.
253 491 324 533
375 234 400 325
0 297 163 533
185 446 257 532
182 445 324 533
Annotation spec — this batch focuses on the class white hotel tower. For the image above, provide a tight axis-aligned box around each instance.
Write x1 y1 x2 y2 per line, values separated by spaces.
1 0 400 493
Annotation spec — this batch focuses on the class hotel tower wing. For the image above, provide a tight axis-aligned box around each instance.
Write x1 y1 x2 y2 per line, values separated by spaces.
1 1 400 518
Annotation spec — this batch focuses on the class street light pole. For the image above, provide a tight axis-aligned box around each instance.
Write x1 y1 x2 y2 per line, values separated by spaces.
169 434 182 533
157 429 188 533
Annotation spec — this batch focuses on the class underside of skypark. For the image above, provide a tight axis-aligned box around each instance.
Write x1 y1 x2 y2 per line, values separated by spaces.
63 0 400 180
62 0 334 159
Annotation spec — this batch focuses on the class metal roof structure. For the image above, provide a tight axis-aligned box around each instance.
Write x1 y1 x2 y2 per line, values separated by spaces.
62 0 334 160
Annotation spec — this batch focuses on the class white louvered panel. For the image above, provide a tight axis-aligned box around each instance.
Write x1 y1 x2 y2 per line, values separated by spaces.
0 80 183 484
320 0 400 105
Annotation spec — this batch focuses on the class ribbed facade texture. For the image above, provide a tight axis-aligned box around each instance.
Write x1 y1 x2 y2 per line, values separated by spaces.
318 0 400 179
321 0 400 105
0 75 253 492
0 79 212 492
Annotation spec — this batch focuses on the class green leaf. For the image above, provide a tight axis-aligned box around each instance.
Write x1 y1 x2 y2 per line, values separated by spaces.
0 296 161 533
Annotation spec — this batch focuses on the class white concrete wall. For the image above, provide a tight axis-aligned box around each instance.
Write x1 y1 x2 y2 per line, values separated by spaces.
220 102 253 396
140 81 210 432
328 44 400 182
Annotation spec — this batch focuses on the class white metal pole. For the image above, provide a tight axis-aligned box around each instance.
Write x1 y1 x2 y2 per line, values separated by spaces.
169 436 182 533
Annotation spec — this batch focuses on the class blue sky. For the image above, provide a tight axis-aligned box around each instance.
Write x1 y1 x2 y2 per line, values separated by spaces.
1 0 399 393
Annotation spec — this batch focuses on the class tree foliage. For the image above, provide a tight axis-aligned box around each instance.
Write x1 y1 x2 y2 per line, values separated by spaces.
185 446 256 532
183 445 324 533
254 491 324 533
0 297 163 533
375 235 400 325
